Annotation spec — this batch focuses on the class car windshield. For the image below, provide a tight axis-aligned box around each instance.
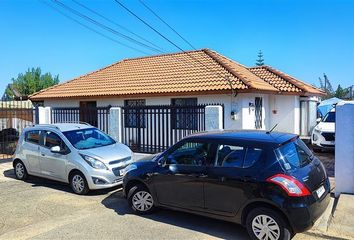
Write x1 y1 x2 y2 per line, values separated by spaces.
63 128 115 150
322 112 335 123
275 138 313 170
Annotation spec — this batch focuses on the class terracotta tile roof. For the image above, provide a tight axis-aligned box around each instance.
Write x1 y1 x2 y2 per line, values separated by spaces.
249 66 325 95
30 49 324 100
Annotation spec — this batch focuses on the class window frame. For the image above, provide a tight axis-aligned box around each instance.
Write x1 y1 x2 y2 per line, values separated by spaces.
43 131 70 154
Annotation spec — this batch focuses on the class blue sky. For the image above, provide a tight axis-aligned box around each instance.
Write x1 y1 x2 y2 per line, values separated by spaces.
1 0 353 94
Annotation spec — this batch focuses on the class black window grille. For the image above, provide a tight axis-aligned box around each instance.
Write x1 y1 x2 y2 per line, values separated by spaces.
124 99 146 128
171 98 198 130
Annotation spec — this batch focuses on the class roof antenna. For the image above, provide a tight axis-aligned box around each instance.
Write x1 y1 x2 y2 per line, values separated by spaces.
266 124 278 134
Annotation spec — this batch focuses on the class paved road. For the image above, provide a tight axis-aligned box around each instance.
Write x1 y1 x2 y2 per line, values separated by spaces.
0 160 340 240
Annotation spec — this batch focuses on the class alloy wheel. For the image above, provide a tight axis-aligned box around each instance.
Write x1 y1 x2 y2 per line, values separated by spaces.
15 163 25 179
72 174 85 193
252 214 280 240
132 190 154 212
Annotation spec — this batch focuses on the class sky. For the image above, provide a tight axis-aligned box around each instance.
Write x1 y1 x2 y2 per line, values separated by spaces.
1 0 354 95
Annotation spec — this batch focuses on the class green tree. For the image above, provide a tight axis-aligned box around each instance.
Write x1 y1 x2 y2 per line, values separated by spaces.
334 84 349 98
256 50 265 66
3 67 59 100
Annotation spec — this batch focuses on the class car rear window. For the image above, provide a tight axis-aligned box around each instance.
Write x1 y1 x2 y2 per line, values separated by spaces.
275 138 313 170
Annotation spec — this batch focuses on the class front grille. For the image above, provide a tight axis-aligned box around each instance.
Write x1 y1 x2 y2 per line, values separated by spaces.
109 156 131 165
321 132 335 141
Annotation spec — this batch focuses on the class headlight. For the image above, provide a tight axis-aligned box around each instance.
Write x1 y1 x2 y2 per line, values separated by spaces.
80 154 107 170
121 164 137 176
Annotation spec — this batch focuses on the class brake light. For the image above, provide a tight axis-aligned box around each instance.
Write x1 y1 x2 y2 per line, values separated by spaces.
266 174 311 197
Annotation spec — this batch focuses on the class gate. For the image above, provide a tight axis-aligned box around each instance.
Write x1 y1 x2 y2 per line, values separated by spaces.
0 100 35 157
121 105 207 153
51 106 110 133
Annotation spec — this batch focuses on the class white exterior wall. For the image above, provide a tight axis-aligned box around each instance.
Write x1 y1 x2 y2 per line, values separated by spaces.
43 93 301 133
268 95 300 134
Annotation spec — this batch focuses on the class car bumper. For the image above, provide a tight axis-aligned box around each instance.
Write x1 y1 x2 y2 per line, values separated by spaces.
84 169 124 190
312 132 335 149
285 180 331 233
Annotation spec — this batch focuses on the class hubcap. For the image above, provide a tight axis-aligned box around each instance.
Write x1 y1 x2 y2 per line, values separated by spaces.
72 175 85 193
15 163 24 178
132 190 153 212
252 214 280 240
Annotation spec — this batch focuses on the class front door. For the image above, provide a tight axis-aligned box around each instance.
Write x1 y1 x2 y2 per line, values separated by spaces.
204 143 263 216
153 140 211 210
39 131 68 181
23 130 41 174
80 101 97 127
255 97 263 129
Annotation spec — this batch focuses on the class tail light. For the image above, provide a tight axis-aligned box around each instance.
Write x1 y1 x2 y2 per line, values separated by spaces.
267 174 311 197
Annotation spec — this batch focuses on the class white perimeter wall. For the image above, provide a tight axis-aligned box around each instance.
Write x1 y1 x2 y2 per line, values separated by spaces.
44 93 300 133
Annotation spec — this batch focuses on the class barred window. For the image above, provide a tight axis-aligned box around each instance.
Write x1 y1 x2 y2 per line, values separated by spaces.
124 99 146 128
171 98 198 130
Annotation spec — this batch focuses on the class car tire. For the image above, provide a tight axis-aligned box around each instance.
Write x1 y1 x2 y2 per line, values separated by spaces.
70 171 89 195
14 160 28 180
246 207 292 240
127 184 155 215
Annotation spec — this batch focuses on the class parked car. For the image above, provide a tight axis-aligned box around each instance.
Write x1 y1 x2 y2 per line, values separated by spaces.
122 130 330 240
13 123 133 194
312 108 335 151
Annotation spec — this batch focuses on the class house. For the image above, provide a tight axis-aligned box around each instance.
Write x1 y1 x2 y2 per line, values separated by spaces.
29 49 325 142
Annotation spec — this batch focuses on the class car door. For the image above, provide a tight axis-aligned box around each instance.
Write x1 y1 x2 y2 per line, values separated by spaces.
152 140 211 210
204 142 264 216
39 131 69 181
23 130 41 174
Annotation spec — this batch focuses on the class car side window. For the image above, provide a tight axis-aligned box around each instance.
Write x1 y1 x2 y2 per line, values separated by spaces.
166 141 210 166
25 130 41 145
243 147 263 168
44 131 67 150
214 145 262 168
216 144 245 168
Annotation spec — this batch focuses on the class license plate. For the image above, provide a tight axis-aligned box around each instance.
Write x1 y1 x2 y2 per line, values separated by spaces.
316 185 325 198
119 169 125 176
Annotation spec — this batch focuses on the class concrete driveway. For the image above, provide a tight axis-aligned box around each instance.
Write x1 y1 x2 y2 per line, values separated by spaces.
0 159 345 240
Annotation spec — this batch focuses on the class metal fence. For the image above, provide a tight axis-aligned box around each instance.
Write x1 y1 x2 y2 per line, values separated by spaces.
121 104 210 153
51 107 110 133
0 100 35 157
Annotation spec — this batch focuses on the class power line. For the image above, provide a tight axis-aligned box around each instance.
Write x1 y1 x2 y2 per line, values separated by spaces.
138 0 196 50
113 0 235 93
39 0 150 55
52 0 163 54
71 0 162 51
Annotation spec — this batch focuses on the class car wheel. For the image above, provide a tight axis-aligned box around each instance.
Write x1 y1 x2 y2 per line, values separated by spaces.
127 184 155 214
246 207 292 240
70 172 89 195
14 160 28 180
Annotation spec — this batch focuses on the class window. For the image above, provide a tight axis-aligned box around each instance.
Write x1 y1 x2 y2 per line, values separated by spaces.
275 138 313 170
63 128 115 150
124 99 146 128
44 132 64 149
171 98 198 130
216 145 245 167
25 130 41 145
165 141 210 166
215 144 262 168
323 111 335 123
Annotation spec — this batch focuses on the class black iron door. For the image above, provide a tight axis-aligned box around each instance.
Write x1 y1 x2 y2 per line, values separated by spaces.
255 97 262 129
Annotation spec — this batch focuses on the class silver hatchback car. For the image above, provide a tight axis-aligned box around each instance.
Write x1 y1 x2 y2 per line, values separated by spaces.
13 123 133 194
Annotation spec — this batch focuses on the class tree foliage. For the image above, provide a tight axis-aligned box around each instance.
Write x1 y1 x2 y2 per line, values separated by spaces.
318 73 349 99
256 50 264 66
3 67 59 100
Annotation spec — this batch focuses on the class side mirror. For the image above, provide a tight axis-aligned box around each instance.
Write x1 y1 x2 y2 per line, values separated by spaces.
316 118 322 123
50 146 61 153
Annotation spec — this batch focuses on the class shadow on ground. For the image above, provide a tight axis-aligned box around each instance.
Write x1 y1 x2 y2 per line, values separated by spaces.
101 191 249 240
3 169 119 196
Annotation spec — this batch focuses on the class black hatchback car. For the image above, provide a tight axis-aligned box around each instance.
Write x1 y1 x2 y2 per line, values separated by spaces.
122 131 330 240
